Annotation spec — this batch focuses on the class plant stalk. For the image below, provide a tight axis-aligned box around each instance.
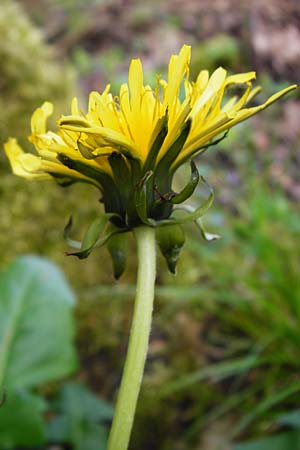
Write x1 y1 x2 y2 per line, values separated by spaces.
107 225 156 450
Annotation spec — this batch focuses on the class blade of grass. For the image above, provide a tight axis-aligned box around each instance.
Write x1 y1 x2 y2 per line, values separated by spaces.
230 381 300 438
160 354 262 397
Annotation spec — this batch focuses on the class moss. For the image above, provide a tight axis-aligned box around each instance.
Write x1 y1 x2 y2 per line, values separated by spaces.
0 0 75 149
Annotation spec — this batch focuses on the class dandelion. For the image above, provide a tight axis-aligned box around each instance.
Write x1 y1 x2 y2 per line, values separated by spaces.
4 45 296 450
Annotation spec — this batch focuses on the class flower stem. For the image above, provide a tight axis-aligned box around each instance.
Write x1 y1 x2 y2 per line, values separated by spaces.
107 225 156 450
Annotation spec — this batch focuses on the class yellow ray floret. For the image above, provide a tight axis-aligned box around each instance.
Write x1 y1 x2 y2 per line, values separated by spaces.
4 138 94 183
4 45 297 183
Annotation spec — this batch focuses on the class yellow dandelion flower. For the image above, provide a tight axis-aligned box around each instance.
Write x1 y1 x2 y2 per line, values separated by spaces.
4 45 297 262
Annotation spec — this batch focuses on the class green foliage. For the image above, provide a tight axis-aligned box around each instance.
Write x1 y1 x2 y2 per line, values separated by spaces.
0 0 75 149
0 255 77 390
169 183 300 445
0 392 46 449
0 255 77 449
191 34 241 77
0 256 113 450
234 431 300 450
47 382 113 450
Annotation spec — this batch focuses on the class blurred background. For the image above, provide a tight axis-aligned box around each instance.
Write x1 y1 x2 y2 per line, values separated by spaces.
0 0 300 449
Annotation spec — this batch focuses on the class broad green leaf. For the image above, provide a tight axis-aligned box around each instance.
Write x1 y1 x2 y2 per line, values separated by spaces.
47 382 113 450
54 382 113 422
0 255 77 390
47 415 108 450
234 431 300 450
276 409 300 428
46 414 69 442
0 391 46 449
75 422 108 450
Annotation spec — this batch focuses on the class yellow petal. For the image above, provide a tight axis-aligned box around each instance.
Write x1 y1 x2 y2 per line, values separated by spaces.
31 102 53 135
181 84 298 162
59 121 140 158
71 97 79 115
120 83 131 117
158 99 192 160
228 84 298 124
257 84 297 108
224 83 252 113
221 95 238 112
164 45 191 109
128 58 157 153
195 70 209 93
88 91 122 131
246 86 262 104
186 112 234 151
225 72 256 85
4 138 51 179
190 67 227 119
128 59 144 112
58 115 91 128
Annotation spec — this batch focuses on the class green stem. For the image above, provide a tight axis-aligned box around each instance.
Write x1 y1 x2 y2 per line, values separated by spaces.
107 226 156 450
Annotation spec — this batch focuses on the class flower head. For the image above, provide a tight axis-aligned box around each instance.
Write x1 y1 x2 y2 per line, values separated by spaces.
4 45 296 272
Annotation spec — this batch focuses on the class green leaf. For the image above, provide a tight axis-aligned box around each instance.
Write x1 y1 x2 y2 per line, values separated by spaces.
0 256 77 390
276 410 300 428
75 422 108 450
56 382 113 422
47 382 113 450
234 431 300 450
0 391 46 449
46 414 69 442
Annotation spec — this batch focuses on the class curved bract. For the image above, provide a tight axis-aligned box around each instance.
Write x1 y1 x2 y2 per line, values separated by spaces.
4 45 297 267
